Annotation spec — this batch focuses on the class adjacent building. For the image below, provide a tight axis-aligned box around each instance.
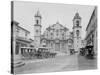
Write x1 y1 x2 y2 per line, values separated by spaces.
85 7 97 56
12 21 33 56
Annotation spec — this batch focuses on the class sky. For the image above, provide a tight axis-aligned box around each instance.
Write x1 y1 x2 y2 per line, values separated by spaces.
13 1 95 40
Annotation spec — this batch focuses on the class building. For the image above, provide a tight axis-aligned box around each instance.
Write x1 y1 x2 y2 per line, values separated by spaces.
42 21 70 53
73 12 82 54
34 11 74 54
33 11 82 54
12 21 32 57
85 7 97 56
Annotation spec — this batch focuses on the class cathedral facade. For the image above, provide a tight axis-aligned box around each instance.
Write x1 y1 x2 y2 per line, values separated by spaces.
34 11 82 54
41 21 70 53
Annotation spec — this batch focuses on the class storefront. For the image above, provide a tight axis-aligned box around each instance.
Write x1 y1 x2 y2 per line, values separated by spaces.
15 37 31 55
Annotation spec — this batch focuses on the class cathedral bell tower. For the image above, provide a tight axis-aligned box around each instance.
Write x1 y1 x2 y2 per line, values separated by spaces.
73 12 82 54
34 10 42 48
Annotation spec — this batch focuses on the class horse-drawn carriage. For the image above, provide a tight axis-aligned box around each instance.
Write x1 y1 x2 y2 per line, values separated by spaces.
20 47 57 59
20 47 37 59
79 48 86 56
36 47 56 59
79 45 95 59
70 49 75 55
85 45 95 59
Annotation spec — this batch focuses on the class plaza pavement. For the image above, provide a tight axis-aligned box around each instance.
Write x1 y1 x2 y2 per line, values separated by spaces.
14 54 97 74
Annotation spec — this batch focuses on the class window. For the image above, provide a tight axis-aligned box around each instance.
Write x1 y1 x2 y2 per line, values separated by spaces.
62 33 64 37
25 32 27 37
15 42 20 55
51 33 53 36
56 30 59 36
76 20 79 26
44 40 46 43
50 33 53 39
51 43 53 47
36 20 39 24
62 33 64 39
36 30 39 33
16 27 20 33
62 33 64 36
76 30 79 37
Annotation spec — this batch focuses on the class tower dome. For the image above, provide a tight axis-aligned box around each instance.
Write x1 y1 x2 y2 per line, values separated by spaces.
73 12 81 20
35 10 42 18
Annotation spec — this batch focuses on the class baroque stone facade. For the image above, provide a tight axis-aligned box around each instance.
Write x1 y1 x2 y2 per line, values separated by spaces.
34 11 82 54
41 21 70 53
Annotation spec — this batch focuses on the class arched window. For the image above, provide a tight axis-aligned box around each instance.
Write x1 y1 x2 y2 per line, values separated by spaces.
76 20 79 26
76 30 79 37
51 42 53 47
25 32 27 37
62 33 64 39
36 20 39 24
50 33 53 39
62 33 64 36
51 33 53 36
56 30 59 36
36 30 39 33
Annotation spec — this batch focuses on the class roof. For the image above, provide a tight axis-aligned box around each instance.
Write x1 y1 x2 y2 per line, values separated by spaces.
12 20 19 25
17 25 30 33
12 21 30 33
86 8 96 31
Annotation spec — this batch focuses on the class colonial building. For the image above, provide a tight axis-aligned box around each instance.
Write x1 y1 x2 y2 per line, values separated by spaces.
12 21 33 56
85 7 97 56
73 12 82 54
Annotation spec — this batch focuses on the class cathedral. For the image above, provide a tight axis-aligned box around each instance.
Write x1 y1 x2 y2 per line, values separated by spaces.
34 11 82 54
41 21 70 53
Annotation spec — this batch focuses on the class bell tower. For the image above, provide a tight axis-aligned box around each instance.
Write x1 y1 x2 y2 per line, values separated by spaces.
34 10 42 48
73 12 82 54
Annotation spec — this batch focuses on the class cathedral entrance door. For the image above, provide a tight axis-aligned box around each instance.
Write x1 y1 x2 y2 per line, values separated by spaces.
55 39 60 51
